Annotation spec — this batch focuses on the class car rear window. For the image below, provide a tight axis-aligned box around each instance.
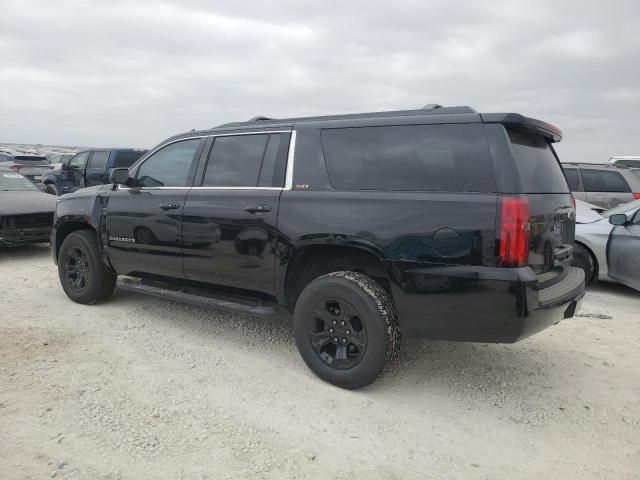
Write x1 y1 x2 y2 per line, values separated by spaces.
113 150 146 168
581 169 631 193
507 130 569 193
321 124 496 192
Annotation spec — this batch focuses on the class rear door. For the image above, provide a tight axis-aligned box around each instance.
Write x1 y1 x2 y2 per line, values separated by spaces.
505 129 574 285
85 150 110 187
580 168 633 209
607 209 640 291
181 131 290 294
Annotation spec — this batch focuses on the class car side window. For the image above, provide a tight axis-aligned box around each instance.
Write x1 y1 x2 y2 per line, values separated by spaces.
69 152 89 169
581 169 631 193
563 168 580 191
136 139 201 188
88 151 109 170
202 133 289 187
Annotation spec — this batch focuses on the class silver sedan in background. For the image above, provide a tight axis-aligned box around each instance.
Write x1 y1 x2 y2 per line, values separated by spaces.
574 199 640 291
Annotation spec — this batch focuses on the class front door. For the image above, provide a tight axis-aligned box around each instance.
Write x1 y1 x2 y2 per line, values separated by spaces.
182 131 290 295
104 138 204 278
85 150 110 187
61 151 89 194
607 209 640 291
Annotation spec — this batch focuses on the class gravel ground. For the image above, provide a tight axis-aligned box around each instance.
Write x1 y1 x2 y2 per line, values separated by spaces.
1 244 639 479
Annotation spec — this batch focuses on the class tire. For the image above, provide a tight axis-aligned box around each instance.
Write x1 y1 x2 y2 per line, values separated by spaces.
293 271 400 389
58 230 117 304
45 183 59 196
572 243 596 284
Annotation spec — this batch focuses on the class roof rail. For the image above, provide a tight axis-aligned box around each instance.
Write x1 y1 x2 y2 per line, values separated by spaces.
423 104 442 110
562 162 631 169
248 116 275 122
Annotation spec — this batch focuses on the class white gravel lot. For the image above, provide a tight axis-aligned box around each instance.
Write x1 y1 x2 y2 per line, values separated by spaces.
1 244 639 479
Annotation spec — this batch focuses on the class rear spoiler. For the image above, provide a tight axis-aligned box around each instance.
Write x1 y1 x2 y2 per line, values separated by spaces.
481 113 562 143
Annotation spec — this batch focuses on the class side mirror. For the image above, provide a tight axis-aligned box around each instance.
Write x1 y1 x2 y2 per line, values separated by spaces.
109 168 131 186
609 213 628 226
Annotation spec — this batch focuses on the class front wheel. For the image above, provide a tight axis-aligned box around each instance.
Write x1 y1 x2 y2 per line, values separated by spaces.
572 243 596 284
58 230 116 304
293 271 400 389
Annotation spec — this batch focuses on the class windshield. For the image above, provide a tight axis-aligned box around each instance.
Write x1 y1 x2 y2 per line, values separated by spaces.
603 199 640 217
0 171 40 191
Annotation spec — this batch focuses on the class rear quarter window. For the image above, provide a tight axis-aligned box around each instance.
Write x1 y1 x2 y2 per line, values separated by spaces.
320 124 496 192
113 151 146 168
508 130 569 193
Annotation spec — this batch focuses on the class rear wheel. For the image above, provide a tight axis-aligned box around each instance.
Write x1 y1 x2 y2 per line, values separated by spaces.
572 243 596 284
58 230 116 304
293 271 400 389
45 183 59 196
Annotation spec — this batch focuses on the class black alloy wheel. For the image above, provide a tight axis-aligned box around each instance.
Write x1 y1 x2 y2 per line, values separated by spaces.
63 246 91 293
309 298 367 370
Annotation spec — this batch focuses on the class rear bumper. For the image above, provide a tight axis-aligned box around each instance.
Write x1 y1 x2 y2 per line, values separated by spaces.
387 261 585 342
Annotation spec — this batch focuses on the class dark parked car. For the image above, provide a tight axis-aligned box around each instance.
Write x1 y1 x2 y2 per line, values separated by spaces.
0 170 56 246
42 148 146 195
0 153 53 184
51 105 584 388
562 163 640 209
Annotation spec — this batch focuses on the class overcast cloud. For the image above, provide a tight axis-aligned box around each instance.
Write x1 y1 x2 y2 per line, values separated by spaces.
1 0 639 162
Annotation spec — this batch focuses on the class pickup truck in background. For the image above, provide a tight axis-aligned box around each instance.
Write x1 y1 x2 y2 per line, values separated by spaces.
42 148 147 196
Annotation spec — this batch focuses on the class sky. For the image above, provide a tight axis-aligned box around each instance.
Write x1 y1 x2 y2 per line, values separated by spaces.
1 0 639 162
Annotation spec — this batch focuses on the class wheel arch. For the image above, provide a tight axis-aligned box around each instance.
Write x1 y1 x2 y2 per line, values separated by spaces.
281 243 392 306
54 221 96 264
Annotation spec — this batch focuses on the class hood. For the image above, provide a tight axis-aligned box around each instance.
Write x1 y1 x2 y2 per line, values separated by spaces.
63 184 113 200
0 190 57 216
575 199 604 224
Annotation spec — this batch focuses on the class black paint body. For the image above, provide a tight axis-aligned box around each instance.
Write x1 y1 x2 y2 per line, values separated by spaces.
51 107 584 342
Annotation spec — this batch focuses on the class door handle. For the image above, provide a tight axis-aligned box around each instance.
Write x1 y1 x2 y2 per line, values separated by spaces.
244 204 272 213
159 203 180 210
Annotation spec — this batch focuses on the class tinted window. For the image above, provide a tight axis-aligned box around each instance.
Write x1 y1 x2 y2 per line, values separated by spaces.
136 139 200 187
321 124 495 192
88 151 109 170
203 134 285 187
581 169 631 193
69 151 89 169
113 150 146 168
508 130 569 193
563 168 580 191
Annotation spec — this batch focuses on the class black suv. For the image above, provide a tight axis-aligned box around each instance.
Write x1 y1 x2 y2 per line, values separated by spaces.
51 105 584 388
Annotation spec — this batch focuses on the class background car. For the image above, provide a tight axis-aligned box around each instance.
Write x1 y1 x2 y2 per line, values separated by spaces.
42 148 146 195
0 152 54 184
563 163 640 209
0 170 56 246
574 198 640 290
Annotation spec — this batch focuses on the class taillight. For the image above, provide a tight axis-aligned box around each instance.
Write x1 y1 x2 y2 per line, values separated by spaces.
633 193 640 199
9 164 22 171
571 195 576 209
498 196 530 267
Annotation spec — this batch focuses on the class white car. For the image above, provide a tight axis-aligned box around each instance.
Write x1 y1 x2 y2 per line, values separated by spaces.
574 199 640 290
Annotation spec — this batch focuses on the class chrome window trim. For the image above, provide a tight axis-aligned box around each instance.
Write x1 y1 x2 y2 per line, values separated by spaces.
284 130 296 190
123 129 296 191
